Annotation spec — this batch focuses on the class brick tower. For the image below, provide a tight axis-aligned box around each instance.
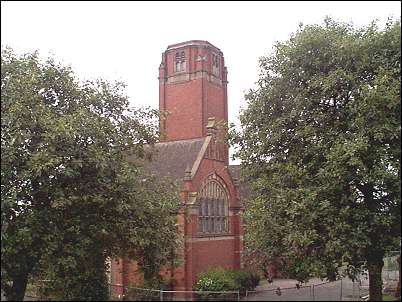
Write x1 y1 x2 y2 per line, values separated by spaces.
158 40 228 142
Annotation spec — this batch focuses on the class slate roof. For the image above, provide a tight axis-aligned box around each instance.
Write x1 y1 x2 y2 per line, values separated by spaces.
140 137 206 181
228 165 240 181
228 164 252 201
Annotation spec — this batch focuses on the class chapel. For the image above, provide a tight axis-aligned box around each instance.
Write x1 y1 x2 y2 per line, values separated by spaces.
110 40 244 292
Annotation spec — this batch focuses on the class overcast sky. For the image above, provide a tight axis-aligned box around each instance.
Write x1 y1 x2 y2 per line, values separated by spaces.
1 1 400 162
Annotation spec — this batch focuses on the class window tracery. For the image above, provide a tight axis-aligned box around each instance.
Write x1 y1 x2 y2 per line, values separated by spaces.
198 179 228 235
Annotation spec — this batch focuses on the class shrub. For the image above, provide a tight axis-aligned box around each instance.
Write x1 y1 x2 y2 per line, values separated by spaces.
227 269 261 293
194 268 236 292
194 267 260 294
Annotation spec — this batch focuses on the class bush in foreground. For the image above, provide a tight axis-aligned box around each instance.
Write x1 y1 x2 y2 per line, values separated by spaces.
194 267 260 294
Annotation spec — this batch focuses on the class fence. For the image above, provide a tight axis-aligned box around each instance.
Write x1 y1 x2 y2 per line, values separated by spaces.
109 283 240 301
245 284 313 301
18 276 396 301
243 269 399 302
107 276 387 301
14 280 368 301
244 279 365 301
18 251 399 301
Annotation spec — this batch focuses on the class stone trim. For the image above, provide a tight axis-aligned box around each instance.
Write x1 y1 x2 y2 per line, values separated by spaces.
186 192 199 215
186 235 236 243
165 70 222 86
190 136 211 179
166 40 223 54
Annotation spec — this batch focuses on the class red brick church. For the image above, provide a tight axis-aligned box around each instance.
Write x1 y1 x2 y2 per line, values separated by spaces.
110 40 243 292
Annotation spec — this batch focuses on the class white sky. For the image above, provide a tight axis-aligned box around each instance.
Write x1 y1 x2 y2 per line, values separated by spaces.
1 1 400 163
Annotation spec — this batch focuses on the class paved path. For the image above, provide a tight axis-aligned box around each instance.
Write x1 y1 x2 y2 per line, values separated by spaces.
243 277 363 301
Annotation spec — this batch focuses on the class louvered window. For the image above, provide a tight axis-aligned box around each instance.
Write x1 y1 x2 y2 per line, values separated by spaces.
175 51 186 72
212 53 220 75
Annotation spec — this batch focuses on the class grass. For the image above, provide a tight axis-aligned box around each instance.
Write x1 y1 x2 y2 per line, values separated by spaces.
383 294 397 301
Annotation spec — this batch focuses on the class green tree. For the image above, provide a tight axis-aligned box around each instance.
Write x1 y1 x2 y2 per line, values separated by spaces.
1 48 181 300
233 18 401 301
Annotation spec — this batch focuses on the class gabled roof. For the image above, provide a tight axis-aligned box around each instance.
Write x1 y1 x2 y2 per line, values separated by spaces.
141 137 207 181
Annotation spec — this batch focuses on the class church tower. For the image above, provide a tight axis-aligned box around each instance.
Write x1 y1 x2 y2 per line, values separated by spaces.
158 40 228 142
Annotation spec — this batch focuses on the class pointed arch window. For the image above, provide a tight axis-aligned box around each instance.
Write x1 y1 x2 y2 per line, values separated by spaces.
198 180 228 235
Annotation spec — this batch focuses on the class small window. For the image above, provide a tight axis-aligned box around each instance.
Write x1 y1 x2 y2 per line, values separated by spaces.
175 51 186 72
212 54 220 75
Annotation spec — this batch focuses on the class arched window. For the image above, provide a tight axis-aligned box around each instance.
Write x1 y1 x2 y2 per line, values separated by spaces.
175 52 181 72
175 51 186 72
198 180 228 235
180 51 186 71
212 53 220 75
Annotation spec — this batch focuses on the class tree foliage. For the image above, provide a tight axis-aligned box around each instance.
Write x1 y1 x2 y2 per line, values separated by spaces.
233 18 400 301
1 48 181 300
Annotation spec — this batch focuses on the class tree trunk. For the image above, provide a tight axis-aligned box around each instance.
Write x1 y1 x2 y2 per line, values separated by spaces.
368 257 384 301
6 273 29 301
396 256 401 298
